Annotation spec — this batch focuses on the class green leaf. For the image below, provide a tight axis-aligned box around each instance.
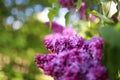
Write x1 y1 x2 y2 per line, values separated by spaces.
48 0 57 4
115 22 120 31
75 0 82 15
65 12 70 26
101 1 112 17
118 71 120 79
91 10 113 23
48 2 60 28
48 8 56 28
117 1 120 11
113 0 118 3
100 26 120 80
99 26 120 47
52 2 61 9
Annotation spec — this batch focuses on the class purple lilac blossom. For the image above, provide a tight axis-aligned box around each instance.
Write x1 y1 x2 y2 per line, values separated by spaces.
35 53 56 75
87 37 104 61
79 2 96 21
79 2 86 20
35 28 108 80
86 65 108 80
58 0 77 9
58 0 96 21
45 22 65 33
44 28 84 53
58 0 87 20
89 14 96 22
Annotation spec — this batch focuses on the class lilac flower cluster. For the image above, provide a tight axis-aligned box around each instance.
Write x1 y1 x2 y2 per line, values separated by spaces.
58 0 77 9
58 0 96 21
35 28 108 80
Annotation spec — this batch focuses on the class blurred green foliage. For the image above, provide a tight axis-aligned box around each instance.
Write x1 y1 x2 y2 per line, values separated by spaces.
0 0 54 80
0 18 52 80
100 25 120 80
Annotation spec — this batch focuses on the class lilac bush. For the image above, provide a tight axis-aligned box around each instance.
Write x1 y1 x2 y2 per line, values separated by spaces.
35 28 109 80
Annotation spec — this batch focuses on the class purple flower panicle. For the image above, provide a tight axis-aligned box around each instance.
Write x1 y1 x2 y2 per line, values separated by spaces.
35 28 108 80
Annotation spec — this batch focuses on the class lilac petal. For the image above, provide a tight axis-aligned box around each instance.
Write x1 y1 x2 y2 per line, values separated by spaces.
89 14 96 22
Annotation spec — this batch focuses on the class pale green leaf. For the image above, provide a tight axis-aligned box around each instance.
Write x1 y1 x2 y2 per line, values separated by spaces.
91 10 113 23
48 2 60 28
101 1 112 17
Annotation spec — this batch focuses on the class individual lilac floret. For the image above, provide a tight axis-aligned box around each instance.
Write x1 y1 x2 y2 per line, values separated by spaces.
86 65 108 80
44 33 62 53
87 37 104 60
89 14 96 22
58 0 77 9
35 53 55 75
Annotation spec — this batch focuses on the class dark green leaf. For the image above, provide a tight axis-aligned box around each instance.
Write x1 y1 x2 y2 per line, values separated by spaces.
75 0 82 14
100 26 120 80
65 12 70 26
48 0 57 4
